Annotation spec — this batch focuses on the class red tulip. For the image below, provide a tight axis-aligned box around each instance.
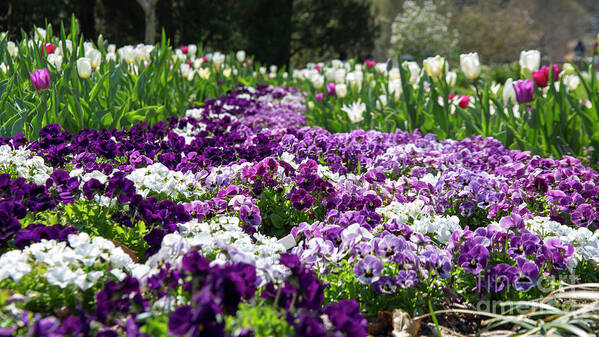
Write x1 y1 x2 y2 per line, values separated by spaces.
458 95 469 109
364 59 375 69
45 44 55 55
181 46 189 54
448 93 455 100
532 64 559 88
314 65 322 72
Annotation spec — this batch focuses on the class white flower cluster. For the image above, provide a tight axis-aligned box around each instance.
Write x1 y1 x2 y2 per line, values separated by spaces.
0 233 140 290
0 145 53 185
378 200 461 242
146 216 287 286
126 163 206 200
525 216 599 264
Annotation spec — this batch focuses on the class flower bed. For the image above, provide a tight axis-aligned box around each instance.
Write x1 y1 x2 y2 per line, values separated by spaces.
0 85 598 335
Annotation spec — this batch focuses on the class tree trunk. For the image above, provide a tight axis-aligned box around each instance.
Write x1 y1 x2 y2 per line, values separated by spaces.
136 0 159 44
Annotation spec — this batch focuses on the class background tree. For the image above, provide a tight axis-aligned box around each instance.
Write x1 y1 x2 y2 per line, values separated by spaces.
453 0 538 63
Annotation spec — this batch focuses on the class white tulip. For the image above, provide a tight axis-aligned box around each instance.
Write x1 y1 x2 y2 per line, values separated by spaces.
212 52 225 66
460 52 481 80
341 100 366 123
223 68 232 78
236 50 246 62
199 68 210 80
423 55 444 78
324 68 336 81
180 63 192 78
187 44 197 57
7 41 18 58
0 63 7 74
105 52 117 62
57 40 73 56
376 95 387 110
404 61 421 85
388 79 402 99
502 78 516 104
270 65 277 73
336 83 347 98
563 75 580 91
259 67 267 75
34 28 46 41
519 50 541 72
107 44 116 54
86 49 102 68
388 68 400 81
334 68 346 84
311 74 324 89
346 71 363 91
77 57 92 79
193 59 203 69
47 54 63 70
490 82 501 95
83 42 95 55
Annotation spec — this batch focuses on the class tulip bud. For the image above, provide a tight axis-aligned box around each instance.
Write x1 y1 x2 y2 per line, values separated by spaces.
307 101 314 110
460 52 481 80
0 63 7 74
236 50 246 62
77 57 92 79
315 92 324 102
7 41 18 58
386 58 393 72
503 78 516 104
446 71 457 87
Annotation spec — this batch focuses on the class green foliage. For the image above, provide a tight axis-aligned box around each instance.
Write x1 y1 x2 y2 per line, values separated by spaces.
226 300 294 337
